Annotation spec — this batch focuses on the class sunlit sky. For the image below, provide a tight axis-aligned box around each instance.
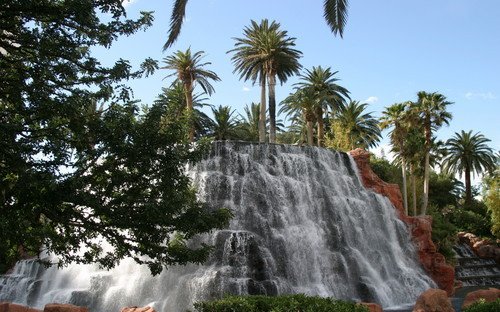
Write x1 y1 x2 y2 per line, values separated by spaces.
99 0 499 160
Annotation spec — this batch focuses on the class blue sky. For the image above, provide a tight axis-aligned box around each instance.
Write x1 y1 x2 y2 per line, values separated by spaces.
104 0 499 156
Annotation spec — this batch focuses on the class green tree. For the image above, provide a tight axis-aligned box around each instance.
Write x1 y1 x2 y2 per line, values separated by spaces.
280 89 317 146
162 48 220 142
211 105 240 140
236 103 261 142
229 19 302 144
483 158 500 238
380 102 411 214
326 101 381 150
164 0 349 49
0 0 230 274
412 91 453 215
296 66 349 146
442 130 496 204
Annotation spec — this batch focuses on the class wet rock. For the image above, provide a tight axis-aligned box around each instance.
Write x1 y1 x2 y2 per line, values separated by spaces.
462 288 500 309
0 302 42 312
412 289 454 312
359 302 383 312
458 232 500 263
120 307 156 312
43 304 88 312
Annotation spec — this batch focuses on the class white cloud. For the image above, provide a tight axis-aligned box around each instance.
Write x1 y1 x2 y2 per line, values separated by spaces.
122 0 138 8
465 92 497 100
242 86 251 92
370 143 395 162
364 96 378 104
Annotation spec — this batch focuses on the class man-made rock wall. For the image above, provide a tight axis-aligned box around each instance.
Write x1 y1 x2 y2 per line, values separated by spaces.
458 232 500 263
350 149 455 296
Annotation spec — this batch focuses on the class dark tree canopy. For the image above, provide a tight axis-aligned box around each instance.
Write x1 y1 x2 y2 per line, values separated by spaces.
0 0 231 274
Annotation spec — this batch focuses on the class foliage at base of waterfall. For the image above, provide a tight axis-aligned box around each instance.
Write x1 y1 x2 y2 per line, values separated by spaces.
192 294 369 312
463 299 500 312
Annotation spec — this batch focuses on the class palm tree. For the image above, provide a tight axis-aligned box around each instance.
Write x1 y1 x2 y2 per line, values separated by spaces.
330 100 381 150
236 103 261 142
280 89 317 146
442 130 496 204
154 83 214 138
229 19 302 144
380 102 411 215
296 66 349 146
411 91 452 215
210 105 240 140
164 0 349 49
162 48 220 142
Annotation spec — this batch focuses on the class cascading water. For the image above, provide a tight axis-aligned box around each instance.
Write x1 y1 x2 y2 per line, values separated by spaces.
0 142 435 311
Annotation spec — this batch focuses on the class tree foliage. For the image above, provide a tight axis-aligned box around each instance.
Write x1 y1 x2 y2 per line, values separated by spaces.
0 0 231 274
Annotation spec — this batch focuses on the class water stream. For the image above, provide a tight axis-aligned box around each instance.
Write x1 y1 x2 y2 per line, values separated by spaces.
0 142 435 311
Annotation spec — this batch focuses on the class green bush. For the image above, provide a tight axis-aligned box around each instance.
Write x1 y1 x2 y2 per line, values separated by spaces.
428 206 458 264
192 294 369 312
463 299 500 312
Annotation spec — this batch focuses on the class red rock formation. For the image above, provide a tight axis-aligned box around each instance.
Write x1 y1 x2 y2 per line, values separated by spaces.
412 289 455 312
120 307 156 312
458 232 500 264
350 149 455 296
462 288 500 309
0 302 41 312
358 302 383 312
43 304 88 312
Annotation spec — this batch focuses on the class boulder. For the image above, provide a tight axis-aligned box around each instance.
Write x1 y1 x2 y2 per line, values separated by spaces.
0 302 42 312
358 302 383 312
43 304 88 312
457 232 500 264
120 307 156 312
412 289 454 312
462 288 500 309
350 149 455 296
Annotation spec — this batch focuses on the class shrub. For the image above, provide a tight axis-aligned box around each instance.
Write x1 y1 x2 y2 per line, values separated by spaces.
463 299 500 312
192 294 369 312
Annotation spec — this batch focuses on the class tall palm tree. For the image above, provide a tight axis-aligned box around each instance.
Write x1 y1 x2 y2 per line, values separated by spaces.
162 48 220 142
229 19 302 144
210 105 240 140
411 91 452 215
380 102 411 215
442 130 496 204
164 0 349 49
280 89 317 146
330 100 381 150
296 66 349 146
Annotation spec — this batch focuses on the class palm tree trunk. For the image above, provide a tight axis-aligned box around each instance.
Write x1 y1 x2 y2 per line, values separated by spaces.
316 107 324 147
465 165 472 205
421 124 431 215
401 158 408 215
185 81 195 142
306 120 314 146
410 165 417 216
259 75 266 143
268 74 277 143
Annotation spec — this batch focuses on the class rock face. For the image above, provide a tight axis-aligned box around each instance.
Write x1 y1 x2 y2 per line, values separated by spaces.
120 307 156 312
462 288 500 309
458 232 500 264
350 149 455 296
0 302 42 312
0 303 87 312
359 302 383 312
412 289 455 312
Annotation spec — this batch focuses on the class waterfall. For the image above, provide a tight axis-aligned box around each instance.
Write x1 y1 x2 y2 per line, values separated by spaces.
0 142 434 311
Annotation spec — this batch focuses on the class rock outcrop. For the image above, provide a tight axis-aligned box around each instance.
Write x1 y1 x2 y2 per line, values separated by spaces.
462 288 500 309
458 232 500 264
120 307 156 312
358 302 383 312
350 149 455 296
0 302 41 312
412 289 455 312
